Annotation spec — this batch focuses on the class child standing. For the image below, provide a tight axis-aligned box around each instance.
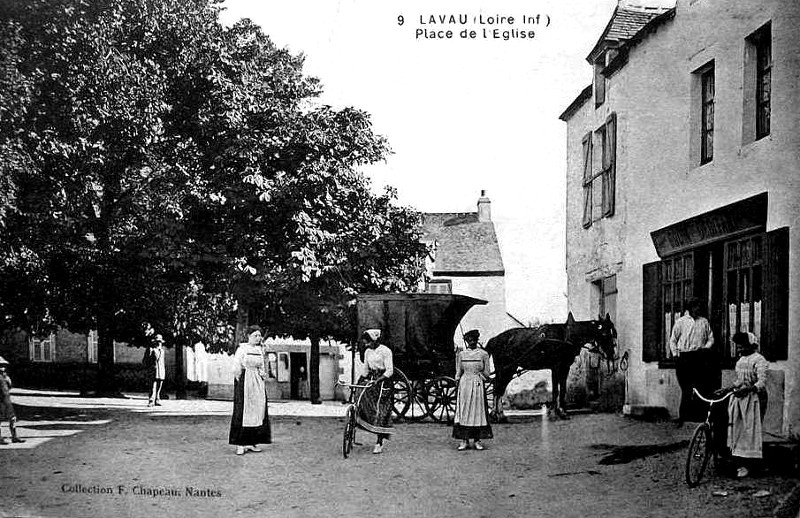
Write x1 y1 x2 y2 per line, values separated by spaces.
0 356 25 444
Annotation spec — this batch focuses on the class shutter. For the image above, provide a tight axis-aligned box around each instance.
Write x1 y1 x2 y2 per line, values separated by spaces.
582 133 593 228
761 227 788 361
642 260 663 362
602 113 617 217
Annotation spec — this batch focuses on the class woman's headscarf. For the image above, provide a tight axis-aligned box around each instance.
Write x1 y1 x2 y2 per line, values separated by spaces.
363 329 381 342
746 332 759 349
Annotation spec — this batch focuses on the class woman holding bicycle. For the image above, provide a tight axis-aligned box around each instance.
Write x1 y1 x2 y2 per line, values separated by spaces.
726 331 769 478
358 329 394 454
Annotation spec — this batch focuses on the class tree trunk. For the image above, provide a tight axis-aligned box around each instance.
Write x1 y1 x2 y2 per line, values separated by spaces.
309 334 321 404
95 309 119 396
174 338 186 400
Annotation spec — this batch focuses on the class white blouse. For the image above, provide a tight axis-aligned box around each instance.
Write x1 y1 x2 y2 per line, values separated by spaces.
363 344 394 378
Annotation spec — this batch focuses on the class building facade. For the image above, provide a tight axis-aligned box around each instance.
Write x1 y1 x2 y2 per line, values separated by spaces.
560 0 799 435
206 337 343 401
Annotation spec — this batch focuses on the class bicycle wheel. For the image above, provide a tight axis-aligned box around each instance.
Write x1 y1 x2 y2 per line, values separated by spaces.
685 423 712 487
342 406 355 459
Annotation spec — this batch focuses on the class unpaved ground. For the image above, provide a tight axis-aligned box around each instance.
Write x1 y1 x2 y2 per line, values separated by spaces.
0 398 797 518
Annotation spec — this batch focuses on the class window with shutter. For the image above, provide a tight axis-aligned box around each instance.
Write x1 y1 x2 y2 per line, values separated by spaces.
581 132 593 228
761 227 788 361
602 113 616 217
582 113 617 228
29 333 56 362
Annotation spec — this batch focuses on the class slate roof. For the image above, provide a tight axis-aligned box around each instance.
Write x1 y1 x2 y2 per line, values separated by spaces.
587 4 672 62
421 212 504 275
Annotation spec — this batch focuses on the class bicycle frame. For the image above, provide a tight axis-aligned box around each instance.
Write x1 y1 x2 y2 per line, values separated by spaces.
685 387 733 487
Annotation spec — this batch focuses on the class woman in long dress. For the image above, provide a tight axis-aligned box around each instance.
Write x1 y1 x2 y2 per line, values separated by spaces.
229 325 272 455
727 331 769 478
453 329 493 451
357 329 394 454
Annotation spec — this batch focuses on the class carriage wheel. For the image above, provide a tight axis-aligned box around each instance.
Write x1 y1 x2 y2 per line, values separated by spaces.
342 405 356 459
403 379 430 422
425 376 457 423
391 368 411 419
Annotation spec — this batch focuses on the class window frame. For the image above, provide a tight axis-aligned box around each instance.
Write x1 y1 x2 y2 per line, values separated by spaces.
582 113 616 228
723 235 764 361
427 279 452 294
30 333 56 362
700 65 715 164
594 58 606 108
581 132 594 228
87 330 98 364
753 24 772 140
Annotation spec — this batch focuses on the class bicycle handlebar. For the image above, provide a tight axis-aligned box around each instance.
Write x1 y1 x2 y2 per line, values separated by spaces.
335 380 374 389
692 387 734 405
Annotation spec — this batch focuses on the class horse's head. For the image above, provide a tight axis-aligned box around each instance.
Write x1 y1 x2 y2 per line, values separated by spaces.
564 312 618 361
593 314 618 361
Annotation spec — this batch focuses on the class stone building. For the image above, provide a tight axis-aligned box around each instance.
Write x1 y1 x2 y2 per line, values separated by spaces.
560 0 799 435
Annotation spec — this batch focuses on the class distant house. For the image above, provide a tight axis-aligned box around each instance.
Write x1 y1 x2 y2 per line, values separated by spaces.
0 328 172 393
421 191 514 345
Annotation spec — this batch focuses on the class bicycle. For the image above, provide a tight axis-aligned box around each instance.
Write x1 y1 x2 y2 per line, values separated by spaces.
685 387 733 487
337 379 392 459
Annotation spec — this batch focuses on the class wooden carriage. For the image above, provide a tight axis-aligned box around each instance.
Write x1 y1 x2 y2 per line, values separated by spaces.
355 293 487 422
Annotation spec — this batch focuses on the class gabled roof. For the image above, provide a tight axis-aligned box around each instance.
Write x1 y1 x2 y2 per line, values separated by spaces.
421 212 504 275
559 84 593 121
587 3 672 63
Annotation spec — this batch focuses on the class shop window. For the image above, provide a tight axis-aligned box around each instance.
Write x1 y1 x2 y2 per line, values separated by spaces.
643 228 788 363
30 333 55 362
723 236 763 359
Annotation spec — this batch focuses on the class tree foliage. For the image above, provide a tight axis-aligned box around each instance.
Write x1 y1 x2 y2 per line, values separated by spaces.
0 0 427 395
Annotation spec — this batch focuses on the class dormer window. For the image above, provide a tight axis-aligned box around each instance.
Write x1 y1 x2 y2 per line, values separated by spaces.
594 56 606 107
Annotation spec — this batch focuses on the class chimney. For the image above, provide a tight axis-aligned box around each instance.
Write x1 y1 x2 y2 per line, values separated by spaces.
477 190 491 222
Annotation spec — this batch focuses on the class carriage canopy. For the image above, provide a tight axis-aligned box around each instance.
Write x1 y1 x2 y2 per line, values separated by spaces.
356 293 487 378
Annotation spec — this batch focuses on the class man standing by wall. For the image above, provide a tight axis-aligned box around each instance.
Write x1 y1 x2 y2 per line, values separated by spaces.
669 297 716 425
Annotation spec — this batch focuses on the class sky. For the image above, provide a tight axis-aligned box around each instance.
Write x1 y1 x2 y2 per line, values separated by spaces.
218 0 621 323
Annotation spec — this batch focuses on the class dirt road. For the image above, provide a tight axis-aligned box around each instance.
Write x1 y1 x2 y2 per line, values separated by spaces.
0 393 797 518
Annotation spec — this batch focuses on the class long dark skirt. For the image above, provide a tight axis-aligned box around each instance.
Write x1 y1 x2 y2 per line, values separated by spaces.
355 376 394 437
229 374 271 446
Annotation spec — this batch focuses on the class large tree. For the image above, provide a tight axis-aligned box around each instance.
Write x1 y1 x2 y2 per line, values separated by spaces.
0 0 427 396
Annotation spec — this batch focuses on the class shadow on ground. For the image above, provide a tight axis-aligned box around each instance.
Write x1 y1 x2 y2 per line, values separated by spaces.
591 441 689 465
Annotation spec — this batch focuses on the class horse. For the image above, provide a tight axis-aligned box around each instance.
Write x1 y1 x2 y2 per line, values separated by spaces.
485 313 618 421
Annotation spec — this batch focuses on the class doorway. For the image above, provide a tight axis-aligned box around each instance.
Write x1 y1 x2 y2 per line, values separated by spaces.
290 352 308 400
